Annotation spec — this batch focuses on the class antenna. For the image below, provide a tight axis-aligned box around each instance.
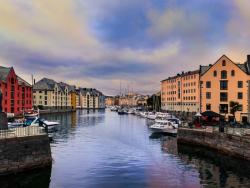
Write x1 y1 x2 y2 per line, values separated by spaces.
119 80 121 96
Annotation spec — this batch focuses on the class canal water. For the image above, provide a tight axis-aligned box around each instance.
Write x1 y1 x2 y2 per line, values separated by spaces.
1 110 250 188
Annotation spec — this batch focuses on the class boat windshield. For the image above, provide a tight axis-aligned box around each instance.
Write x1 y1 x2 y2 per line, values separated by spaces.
25 118 36 126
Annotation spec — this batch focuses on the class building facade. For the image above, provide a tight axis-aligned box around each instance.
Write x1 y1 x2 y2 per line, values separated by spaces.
117 93 148 107
105 96 115 106
59 82 76 110
161 70 200 113
0 66 32 115
200 55 250 122
77 88 105 109
33 78 71 110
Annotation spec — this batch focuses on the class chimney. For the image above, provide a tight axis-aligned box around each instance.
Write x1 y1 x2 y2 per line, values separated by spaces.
247 55 250 63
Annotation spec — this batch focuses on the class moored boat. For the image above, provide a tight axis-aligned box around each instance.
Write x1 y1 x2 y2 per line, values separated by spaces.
150 121 178 134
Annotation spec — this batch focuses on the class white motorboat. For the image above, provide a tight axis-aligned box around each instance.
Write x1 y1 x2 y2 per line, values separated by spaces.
155 112 170 118
147 112 156 120
24 109 39 118
140 112 148 118
25 117 60 130
150 121 178 134
127 109 135 114
110 106 118 111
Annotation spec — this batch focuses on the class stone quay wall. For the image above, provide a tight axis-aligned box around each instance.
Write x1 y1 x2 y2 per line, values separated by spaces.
177 128 250 160
0 134 52 175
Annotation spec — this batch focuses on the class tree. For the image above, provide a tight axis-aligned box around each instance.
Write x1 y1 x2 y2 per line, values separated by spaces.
229 101 241 122
147 94 161 112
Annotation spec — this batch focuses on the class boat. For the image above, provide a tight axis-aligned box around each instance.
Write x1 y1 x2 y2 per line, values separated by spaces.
147 112 156 120
127 109 135 114
24 117 60 130
140 112 148 118
118 109 126 115
24 109 39 118
110 106 118 112
150 121 178 134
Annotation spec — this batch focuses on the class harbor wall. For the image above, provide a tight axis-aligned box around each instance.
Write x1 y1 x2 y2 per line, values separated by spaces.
0 134 52 175
177 128 250 160
0 112 8 129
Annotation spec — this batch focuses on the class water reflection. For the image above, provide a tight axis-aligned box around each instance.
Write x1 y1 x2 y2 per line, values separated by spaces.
0 167 51 188
162 137 250 188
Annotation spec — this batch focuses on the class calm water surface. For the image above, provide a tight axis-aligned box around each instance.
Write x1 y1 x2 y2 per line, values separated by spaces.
1 110 250 188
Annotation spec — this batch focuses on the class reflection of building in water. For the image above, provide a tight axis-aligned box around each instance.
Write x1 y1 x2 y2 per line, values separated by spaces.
71 111 76 128
177 144 250 188
161 137 178 155
0 166 51 187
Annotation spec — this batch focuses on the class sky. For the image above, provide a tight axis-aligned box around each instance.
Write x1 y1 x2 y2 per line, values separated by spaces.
0 0 250 95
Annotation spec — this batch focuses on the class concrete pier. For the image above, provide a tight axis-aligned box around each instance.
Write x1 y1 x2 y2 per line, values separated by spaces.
0 128 52 175
177 128 250 160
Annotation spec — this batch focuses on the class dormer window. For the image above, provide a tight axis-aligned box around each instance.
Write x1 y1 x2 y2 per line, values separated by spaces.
222 60 226 66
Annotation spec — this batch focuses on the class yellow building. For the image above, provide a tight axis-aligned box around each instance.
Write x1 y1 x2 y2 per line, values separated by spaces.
161 70 200 113
200 55 250 122
77 88 105 109
33 78 71 110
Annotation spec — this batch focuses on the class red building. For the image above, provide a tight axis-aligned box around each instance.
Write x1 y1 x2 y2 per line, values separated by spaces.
0 66 33 115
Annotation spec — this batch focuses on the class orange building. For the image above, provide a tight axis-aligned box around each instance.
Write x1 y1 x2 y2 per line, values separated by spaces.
105 96 115 106
161 70 200 113
200 55 250 122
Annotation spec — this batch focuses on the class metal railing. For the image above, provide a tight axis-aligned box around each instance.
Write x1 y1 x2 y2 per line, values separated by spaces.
0 126 46 139
179 122 250 137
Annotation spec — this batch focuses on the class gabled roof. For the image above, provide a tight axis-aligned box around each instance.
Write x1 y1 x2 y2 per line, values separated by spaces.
59 82 76 92
200 55 250 76
79 87 103 96
33 78 57 91
17 76 32 87
0 66 11 82
161 70 199 82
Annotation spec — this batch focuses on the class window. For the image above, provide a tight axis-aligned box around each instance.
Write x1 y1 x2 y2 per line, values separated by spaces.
206 104 211 110
238 81 243 88
220 80 228 90
206 92 211 99
238 104 243 111
220 104 228 113
238 92 243 99
221 70 227 79
213 71 217 77
220 92 228 102
206 81 211 88
231 70 235 76
222 60 226 66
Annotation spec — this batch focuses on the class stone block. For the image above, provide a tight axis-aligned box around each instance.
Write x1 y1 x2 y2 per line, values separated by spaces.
0 112 7 130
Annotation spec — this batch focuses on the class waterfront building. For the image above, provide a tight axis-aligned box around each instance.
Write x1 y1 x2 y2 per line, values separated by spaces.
76 90 81 108
117 93 148 107
105 96 115 106
33 78 71 110
161 70 200 114
59 82 77 110
77 88 105 109
200 55 250 122
0 66 32 115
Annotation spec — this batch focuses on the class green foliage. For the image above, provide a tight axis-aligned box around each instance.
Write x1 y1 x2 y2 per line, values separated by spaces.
229 101 240 116
147 94 161 111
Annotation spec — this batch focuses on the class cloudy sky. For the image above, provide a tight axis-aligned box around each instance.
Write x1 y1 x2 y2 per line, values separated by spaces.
0 0 250 95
